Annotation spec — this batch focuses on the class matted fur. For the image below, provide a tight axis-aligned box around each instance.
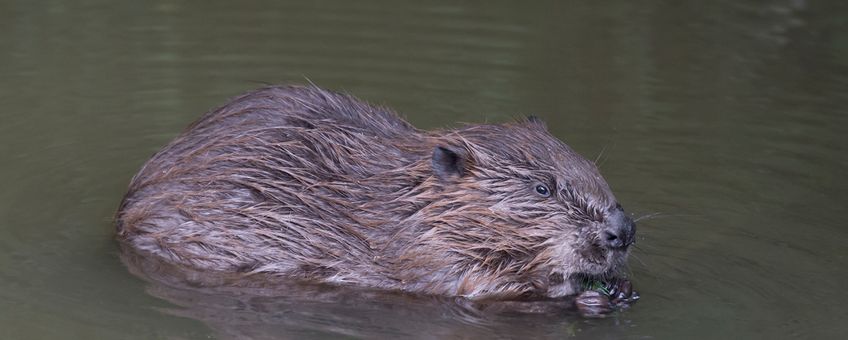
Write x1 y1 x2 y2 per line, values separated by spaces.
116 85 632 300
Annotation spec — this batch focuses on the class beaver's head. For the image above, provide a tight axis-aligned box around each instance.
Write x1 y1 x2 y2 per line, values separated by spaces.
416 118 635 298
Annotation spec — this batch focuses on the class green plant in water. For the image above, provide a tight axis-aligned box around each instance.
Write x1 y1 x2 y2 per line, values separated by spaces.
582 278 611 296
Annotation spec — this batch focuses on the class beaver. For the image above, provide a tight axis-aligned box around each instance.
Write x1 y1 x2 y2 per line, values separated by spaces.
116 85 638 315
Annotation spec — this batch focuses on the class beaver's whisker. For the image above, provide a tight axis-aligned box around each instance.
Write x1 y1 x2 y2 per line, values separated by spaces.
627 252 648 269
633 212 663 222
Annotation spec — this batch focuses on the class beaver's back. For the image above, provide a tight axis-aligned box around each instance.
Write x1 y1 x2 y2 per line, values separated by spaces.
117 86 427 284
133 86 420 182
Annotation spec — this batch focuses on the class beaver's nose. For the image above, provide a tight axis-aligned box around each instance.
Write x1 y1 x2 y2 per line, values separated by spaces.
602 208 636 250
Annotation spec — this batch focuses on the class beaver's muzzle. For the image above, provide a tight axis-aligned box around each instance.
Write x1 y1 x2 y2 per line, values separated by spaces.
601 207 636 250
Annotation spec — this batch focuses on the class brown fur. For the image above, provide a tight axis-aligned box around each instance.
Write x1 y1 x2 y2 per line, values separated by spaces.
116 85 633 300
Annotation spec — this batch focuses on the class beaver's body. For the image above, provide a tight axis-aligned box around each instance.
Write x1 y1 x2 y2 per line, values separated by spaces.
117 85 636 307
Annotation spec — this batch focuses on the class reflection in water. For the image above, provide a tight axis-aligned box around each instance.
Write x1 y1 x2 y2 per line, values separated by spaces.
146 287 596 339
121 248 611 339
1 0 847 339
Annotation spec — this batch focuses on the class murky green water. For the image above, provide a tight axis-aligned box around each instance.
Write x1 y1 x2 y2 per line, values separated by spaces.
2 0 847 338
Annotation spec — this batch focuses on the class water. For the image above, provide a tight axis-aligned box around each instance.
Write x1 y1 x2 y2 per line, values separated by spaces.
1 0 846 338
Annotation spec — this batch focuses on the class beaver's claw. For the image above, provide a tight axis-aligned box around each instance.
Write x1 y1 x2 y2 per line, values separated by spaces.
607 278 639 305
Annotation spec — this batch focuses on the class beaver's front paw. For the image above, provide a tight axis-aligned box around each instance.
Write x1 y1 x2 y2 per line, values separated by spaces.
576 278 638 317
606 278 639 307
575 290 614 317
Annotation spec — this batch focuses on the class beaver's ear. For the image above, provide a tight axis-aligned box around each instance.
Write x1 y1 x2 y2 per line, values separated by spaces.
432 146 466 179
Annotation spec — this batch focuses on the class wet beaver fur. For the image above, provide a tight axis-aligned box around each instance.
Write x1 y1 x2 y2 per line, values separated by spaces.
116 85 637 314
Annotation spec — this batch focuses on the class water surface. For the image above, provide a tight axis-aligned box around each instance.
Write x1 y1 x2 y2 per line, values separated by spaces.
1 0 847 338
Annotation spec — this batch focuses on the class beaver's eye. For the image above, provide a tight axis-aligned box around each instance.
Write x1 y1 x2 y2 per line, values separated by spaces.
534 184 551 197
